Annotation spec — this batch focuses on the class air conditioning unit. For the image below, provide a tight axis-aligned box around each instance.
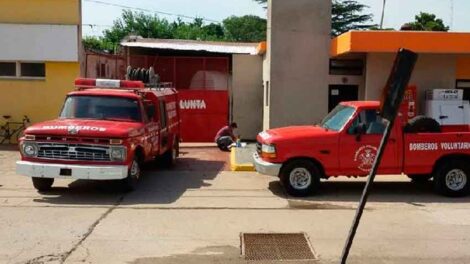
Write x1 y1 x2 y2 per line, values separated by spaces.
425 100 470 125
426 89 463 101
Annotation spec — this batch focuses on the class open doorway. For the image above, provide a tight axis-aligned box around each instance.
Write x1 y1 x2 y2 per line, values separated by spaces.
328 85 359 112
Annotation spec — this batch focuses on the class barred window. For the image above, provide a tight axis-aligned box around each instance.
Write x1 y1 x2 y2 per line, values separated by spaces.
0 62 16 77
0 62 45 78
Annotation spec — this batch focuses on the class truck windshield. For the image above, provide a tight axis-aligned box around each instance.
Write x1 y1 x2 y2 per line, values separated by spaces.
60 95 142 122
320 105 355 131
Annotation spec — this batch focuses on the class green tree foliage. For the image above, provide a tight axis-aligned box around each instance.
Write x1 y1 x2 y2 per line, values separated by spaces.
253 0 375 36
102 10 174 46
331 0 375 36
223 15 267 42
403 12 449 32
82 36 115 52
83 10 266 52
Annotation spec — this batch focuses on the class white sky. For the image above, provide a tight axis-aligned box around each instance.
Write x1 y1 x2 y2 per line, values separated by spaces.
82 0 470 36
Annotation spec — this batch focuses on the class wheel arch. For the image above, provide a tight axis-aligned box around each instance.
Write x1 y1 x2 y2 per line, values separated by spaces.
133 145 145 164
281 156 326 178
433 153 470 174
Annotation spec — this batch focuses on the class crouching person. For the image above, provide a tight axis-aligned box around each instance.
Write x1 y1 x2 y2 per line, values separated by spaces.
215 122 238 151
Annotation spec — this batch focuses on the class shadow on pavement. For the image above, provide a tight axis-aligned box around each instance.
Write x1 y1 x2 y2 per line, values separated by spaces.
32 154 226 206
0 144 18 151
268 180 470 204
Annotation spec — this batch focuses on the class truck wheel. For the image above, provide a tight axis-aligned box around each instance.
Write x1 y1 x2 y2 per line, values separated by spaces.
408 174 432 183
404 116 441 133
121 157 141 192
32 177 54 192
280 160 321 197
433 160 470 197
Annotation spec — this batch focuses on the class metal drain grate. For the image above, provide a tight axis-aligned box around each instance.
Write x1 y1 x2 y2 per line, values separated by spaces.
241 233 316 261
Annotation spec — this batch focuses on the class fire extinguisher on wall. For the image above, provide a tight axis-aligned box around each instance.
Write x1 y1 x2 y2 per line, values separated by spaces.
400 85 417 124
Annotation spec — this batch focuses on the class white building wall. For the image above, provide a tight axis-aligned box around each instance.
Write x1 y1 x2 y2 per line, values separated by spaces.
265 0 331 129
0 24 79 62
365 53 457 112
232 55 264 140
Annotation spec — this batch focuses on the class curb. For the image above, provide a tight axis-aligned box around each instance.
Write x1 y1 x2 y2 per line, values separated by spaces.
230 148 255 172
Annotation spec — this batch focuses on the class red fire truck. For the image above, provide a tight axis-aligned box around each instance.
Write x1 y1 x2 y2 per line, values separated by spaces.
254 101 470 197
16 78 180 192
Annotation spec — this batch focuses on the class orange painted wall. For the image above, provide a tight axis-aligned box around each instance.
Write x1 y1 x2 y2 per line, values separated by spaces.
330 32 352 56
456 56 470 79
332 31 470 57
257 41 267 55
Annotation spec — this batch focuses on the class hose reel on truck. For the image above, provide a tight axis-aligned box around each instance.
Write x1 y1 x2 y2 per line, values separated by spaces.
126 66 160 86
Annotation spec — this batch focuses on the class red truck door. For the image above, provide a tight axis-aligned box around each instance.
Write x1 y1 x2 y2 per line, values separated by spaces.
142 100 159 158
339 109 400 175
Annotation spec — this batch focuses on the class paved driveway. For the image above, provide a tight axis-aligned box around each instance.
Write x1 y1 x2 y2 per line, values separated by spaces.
1 146 470 263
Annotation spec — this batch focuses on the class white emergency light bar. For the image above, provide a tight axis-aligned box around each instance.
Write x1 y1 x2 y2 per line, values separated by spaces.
74 78 145 89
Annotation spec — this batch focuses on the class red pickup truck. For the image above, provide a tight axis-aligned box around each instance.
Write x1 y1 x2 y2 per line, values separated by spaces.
254 101 470 197
16 78 180 192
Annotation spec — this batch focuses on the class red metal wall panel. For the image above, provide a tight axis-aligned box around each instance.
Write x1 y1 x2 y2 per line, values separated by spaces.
128 55 229 90
178 90 229 142
126 55 231 142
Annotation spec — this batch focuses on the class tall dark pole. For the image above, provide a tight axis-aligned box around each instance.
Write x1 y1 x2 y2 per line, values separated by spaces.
340 121 393 264
340 49 418 264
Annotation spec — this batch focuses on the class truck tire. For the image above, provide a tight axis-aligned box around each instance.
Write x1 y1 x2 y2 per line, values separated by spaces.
121 156 141 192
32 177 54 192
404 116 441 133
162 139 179 168
408 174 432 183
280 160 321 197
433 159 470 197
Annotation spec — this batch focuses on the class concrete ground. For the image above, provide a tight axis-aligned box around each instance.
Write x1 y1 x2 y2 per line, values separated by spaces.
1 145 470 264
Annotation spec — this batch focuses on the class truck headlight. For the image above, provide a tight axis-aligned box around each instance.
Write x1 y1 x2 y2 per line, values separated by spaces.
21 142 38 157
261 144 276 158
110 146 127 161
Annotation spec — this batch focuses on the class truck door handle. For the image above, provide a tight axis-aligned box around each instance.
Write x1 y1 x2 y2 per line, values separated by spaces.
459 106 464 109
439 115 448 119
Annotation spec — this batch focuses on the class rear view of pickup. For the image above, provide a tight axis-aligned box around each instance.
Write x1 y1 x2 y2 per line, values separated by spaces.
254 101 470 197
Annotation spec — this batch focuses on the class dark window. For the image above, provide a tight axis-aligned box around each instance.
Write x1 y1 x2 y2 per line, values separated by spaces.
96 63 106 78
328 85 359 112
348 110 386 135
20 63 45 77
329 59 364 76
456 80 470 101
60 95 142 122
0 62 16 77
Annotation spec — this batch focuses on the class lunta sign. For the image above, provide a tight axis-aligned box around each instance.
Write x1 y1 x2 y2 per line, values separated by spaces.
179 100 207 110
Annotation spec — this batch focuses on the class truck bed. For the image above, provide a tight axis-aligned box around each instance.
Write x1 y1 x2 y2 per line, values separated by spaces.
403 127 470 175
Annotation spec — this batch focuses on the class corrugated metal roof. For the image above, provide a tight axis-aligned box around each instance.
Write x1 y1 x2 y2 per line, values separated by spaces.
120 38 260 55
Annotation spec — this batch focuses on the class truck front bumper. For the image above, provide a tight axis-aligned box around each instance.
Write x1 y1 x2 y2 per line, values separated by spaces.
16 161 129 180
253 153 282 177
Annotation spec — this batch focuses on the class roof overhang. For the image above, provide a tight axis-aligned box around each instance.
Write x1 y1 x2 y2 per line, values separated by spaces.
121 38 261 55
331 31 470 57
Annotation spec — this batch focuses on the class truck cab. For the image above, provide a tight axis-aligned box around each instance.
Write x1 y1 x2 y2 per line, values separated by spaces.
16 78 180 192
254 101 470 197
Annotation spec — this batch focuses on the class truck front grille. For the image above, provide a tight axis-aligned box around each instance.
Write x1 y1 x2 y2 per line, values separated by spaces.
37 143 111 161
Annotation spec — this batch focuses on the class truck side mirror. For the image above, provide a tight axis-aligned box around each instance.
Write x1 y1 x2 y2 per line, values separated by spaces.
146 104 156 120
